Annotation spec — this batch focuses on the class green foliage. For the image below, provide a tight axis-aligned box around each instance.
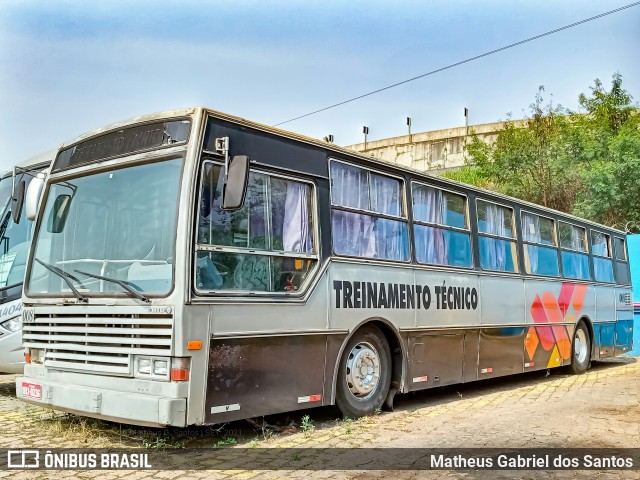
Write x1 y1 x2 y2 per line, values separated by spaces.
460 74 640 230
441 165 492 189
301 415 315 436
570 73 640 227
463 87 579 211
212 436 237 449
343 418 353 434
573 120 640 226
142 436 185 449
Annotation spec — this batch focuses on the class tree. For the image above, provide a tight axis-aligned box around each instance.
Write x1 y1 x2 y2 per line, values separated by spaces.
572 114 640 227
449 87 580 212
445 74 640 231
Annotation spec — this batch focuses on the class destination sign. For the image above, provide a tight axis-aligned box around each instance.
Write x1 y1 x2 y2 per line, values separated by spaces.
53 120 190 172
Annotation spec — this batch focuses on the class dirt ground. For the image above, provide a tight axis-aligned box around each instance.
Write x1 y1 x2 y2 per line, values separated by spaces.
1 357 639 479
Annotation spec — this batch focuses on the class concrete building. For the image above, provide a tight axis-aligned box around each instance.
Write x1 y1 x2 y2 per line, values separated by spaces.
345 118 526 174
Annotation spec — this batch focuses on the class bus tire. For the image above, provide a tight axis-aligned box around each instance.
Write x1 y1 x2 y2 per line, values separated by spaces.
336 325 391 419
569 321 591 375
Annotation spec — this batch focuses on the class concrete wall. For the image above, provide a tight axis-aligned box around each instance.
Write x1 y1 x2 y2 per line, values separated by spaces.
345 120 525 173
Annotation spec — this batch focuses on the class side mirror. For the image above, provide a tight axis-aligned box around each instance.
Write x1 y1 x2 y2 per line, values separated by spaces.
47 194 72 233
10 180 26 224
222 155 250 210
25 174 45 221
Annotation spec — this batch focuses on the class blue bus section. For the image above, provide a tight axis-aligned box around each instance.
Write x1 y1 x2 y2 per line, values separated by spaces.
627 234 640 355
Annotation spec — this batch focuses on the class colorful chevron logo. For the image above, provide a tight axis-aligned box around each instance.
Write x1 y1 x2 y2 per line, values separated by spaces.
527 283 588 368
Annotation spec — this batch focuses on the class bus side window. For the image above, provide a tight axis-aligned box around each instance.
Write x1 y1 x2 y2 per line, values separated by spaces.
558 221 589 280
196 162 317 293
476 200 518 273
521 212 559 277
613 236 630 285
329 161 409 262
412 183 472 268
592 230 614 283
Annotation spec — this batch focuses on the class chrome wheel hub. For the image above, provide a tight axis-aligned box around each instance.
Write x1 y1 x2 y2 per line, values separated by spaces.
574 329 588 364
345 341 380 399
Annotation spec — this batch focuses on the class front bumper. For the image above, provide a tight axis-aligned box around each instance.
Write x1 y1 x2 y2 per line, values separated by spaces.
16 365 188 427
0 330 24 374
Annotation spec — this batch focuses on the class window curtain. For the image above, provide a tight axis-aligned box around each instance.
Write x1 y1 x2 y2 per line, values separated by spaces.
332 211 377 257
413 187 447 264
593 257 613 282
283 182 312 253
522 212 540 273
371 174 400 216
375 218 408 261
567 227 588 279
330 163 407 260
592 240 607 256
568 227 584 251
331 163 369 210
592 234 612 281
370 174 406 260
483 203 507 270
331 164 376 257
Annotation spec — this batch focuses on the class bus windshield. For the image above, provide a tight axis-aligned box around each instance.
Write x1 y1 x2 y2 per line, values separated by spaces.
26 158 183 298
0 173 37 288
0 176 13 211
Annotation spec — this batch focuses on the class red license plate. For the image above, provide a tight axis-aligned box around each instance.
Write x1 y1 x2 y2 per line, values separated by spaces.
21 382 42 400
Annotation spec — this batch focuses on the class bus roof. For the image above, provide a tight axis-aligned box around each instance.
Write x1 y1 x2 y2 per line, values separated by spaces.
15 149 57 170
0 149 56 180
55 106 626 235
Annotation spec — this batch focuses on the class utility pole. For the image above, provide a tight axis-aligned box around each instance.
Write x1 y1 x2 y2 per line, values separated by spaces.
464 108 469 136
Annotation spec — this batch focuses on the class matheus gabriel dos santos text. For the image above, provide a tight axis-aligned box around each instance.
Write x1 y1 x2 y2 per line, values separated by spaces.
431 453 634 469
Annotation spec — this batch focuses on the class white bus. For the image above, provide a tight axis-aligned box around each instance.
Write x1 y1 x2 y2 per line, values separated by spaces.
0 151 52 373
16 108 632 426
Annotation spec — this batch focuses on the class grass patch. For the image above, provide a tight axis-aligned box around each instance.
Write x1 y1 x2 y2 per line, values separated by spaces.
301 415 315 437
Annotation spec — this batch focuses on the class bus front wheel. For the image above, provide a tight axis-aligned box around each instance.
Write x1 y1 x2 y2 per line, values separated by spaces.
569 321 591 375
336 325 391 419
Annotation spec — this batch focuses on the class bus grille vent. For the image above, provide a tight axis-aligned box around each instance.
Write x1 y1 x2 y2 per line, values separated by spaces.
22 312 173 376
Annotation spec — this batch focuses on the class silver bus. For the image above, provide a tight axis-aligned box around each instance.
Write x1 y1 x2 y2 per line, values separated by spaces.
0 151 52 373
16 108 633 426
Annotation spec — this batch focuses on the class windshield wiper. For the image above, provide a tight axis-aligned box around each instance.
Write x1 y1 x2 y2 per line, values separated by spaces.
35 259 87 303
74 269 150 303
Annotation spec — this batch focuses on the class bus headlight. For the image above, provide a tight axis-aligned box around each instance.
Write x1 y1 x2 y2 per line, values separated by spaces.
0 316 22 333
153 359 168 376
29 348 44 364
134 356 170 380
137 357 152 375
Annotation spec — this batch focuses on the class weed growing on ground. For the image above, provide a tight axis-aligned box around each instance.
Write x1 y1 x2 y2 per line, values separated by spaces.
143 436 185 449
301 415 315 437
261 429 275 442
248 437 260 448
212 436 237 449
343 418 353 434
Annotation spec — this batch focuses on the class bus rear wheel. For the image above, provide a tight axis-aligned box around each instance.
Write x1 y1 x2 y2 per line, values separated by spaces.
569 321 591 375
336 325 391 419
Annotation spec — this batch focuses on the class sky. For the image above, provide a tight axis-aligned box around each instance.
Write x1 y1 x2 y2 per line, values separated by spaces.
0 0 638 172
